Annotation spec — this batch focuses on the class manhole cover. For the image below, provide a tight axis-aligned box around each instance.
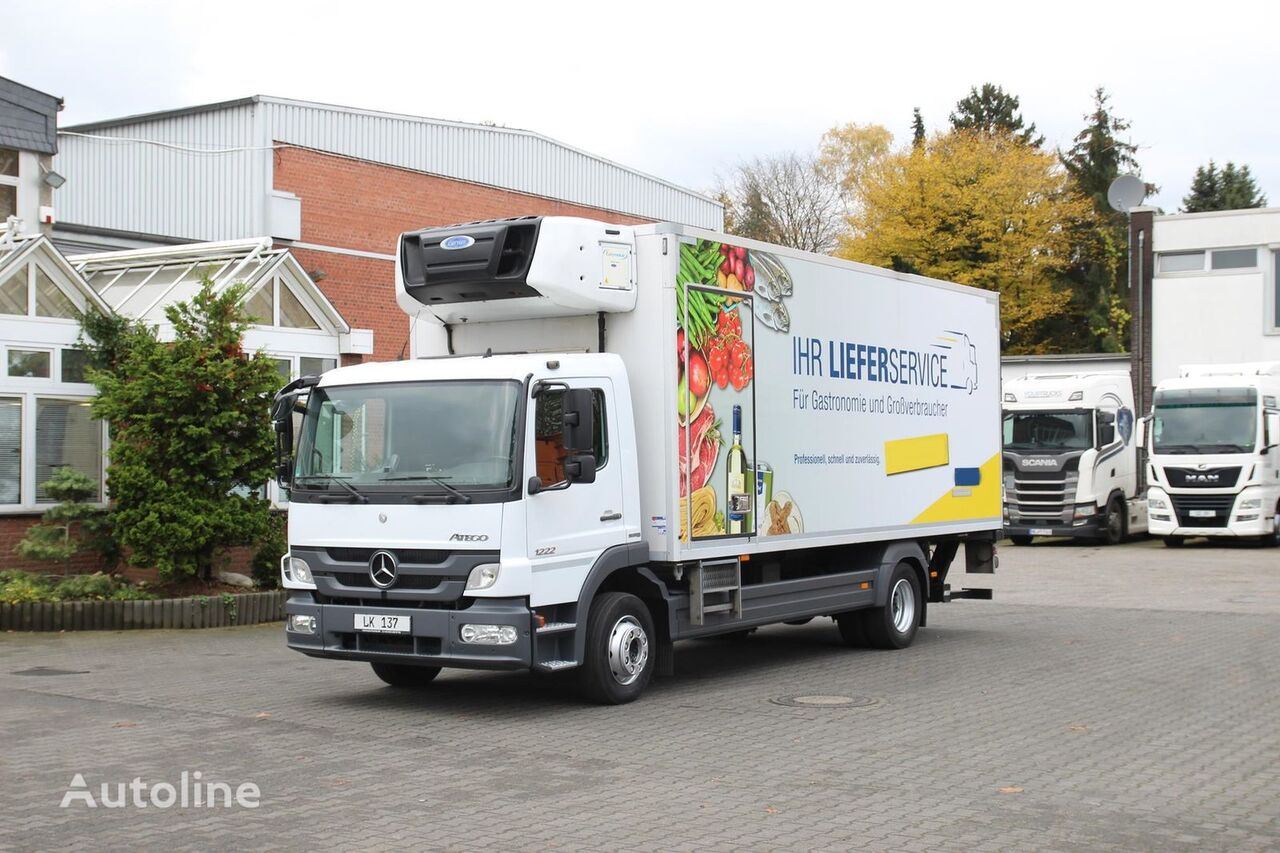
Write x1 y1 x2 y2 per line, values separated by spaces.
770 694 878 708
12 667 90 677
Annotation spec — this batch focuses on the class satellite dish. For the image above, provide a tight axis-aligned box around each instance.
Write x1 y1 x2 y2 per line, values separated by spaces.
1107 174 1146 213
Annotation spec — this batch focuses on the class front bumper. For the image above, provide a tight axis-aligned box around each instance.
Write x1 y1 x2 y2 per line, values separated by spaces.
1147 515 1272 538
1003 516 1103 539
285 594 533 670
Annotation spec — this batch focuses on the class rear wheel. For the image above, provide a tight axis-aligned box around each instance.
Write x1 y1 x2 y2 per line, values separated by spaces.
1163 536 1185 548
370 662 442 688
1009 535 1033 546
578 592 655 705
1100 498 1126 545
862 561 922 650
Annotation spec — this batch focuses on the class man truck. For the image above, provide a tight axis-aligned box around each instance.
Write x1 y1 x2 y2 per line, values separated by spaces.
273 216 1001 703
1001 372 1147 545
1147 362 1280 546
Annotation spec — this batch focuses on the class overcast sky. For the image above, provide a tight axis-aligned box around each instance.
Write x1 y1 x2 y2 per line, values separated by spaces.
3 0 1275 213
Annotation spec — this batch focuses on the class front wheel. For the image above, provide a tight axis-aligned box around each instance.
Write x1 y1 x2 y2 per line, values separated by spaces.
1009 535 1033 546
1100 498 1126 545
862 561 922 650
1258 503 1280 547
370 662 442 688
1163 536 1185 548
578 592 655 705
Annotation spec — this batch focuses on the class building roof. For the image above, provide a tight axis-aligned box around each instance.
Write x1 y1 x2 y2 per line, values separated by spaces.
0 231 110 314
56 95 722 239
69 238 348 332
0 76 61 155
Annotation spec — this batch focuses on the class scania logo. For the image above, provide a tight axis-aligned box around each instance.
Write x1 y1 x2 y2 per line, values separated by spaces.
368 550 398 589
449 533 490 542
440 235 475 251
1020 458 1058 468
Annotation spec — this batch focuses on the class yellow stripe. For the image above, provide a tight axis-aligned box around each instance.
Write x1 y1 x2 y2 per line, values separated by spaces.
883 433 950 475
911 453 1002 523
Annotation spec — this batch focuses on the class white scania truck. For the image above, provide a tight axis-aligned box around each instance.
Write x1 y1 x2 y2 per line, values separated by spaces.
273 216 1001 703
1001 372 1147 545
1146 363 1280 546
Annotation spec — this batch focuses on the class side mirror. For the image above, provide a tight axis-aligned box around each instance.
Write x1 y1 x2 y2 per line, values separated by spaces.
564 454 597 484
561 388 595 452
1135 416 1149 451
271 389 306 490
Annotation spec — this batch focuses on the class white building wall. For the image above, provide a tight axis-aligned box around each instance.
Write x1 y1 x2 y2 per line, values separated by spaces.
1151 208 1280 385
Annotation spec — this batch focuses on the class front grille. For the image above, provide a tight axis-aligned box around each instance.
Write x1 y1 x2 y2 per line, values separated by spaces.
1163 467 1242 489
1005 471 1078 524
327 572 444 590
314 593 463 610
1170 494 1236 528
326 548 449 565
337 633 443 656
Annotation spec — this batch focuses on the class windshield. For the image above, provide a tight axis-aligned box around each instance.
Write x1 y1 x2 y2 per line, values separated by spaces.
1003 411 1093 451
1152 388 1257 454
294 380 521 494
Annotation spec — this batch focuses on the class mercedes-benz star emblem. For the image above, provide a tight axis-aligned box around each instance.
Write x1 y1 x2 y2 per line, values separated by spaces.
369 550 398 589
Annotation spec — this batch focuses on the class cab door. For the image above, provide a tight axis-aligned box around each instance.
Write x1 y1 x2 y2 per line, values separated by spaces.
525 379 626 607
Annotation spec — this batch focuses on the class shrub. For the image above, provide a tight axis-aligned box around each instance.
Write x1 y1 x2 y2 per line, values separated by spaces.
15 467 116 569
251 513 287 590
50 572 116 601
0 573 53 605
0 570 156 603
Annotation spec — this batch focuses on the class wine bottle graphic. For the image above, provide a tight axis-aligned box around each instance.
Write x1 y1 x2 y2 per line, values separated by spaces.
726 405 748 534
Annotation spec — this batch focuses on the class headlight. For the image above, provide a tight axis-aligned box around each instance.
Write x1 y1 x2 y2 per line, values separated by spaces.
281 554 314 587
288 614 317 634
1149 497 1167 510
1239 497 1262 510
465 563 500 591
460 624 518 645
1074 504 1097 518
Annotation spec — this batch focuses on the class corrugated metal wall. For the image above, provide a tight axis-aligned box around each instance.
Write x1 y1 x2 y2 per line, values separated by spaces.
55 98 722 241
56 104 261 241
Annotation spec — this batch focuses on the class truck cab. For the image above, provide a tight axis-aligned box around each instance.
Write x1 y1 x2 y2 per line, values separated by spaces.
1001 372 1146 544
1146 363 1280 546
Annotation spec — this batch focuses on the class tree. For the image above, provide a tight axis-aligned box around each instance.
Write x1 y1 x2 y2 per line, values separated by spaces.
911 108 926 150
818 122 893 207
839 130 1096 352
949 83 1044 147
719 152 845 253
84 279 280 580
15 467 116 571
1182 160 1267 212
1055 88 1148 351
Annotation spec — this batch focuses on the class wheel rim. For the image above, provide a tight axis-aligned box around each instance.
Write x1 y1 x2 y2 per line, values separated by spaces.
890 578 916 634
607 615 649 686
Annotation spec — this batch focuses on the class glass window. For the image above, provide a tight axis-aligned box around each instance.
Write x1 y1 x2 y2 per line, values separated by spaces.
279 283 320 330
35 399 104 503
272 358 292 382
0 397 20 504
0 148 16 177
61 349 89 384
0 263 28 315
1152 388 1257 454
35 266 78 318
0 185 14 221
1157 252 1205 273
1003 411 1093 451
1275 252 1280 329
300 356 336 376
534 388 608 483
8 349 51 378
1211 248 1257 270
244 282 274 325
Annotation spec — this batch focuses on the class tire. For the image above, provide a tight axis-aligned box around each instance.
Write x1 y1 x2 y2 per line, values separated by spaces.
1163 536 1185 548
1259 503 1280 547
1100 498 1126 546
578 592 655 705
862 561 922 650
1009 535 1033 546
834 610 869 647
370 662 442 688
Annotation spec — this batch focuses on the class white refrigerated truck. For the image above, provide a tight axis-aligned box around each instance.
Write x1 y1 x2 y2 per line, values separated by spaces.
1001 372 1147 545
1147 363 1280 546
273 216 1001 703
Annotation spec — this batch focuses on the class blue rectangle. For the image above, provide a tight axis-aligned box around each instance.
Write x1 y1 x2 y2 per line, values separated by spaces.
953 467 981 487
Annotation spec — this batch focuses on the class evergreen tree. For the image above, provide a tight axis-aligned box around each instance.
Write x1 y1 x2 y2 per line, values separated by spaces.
949 83 1044 147
1182 160 1267 212
911 108 925 149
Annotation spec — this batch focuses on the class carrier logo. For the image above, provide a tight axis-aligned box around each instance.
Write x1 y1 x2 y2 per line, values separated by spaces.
440 235 475 251
368 551 398 589
449 533 490 542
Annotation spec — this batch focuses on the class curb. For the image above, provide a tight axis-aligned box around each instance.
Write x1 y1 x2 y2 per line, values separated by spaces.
0 589 286 631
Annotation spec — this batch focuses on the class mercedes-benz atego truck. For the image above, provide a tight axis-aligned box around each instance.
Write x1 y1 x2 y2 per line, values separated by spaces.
1147 363 1280 546
1002 372 1147 545
273 217 1001 703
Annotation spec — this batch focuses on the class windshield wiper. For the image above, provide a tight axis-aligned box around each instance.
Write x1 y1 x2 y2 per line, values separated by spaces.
295 474 368 503
380 474 473 504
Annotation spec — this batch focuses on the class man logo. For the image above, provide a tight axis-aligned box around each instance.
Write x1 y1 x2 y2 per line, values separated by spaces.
368 551 398 588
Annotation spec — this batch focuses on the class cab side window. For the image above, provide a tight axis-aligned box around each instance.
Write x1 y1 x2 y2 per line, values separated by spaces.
534 389 607 483
1097 410 1117 447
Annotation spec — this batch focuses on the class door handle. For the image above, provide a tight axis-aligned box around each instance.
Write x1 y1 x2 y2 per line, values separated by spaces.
600 511 622 522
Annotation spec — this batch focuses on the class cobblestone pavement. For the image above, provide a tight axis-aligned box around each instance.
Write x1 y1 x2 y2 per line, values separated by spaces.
2 540 1277 851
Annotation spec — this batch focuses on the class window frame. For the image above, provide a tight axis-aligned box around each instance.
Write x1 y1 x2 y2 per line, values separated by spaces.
0 390 107 513
0 147 19 223
532 387 609 486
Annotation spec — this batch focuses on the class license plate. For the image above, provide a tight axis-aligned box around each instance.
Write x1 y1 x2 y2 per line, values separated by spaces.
354 613 410 634
1030 528 1053 536
1188 509 1216 518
